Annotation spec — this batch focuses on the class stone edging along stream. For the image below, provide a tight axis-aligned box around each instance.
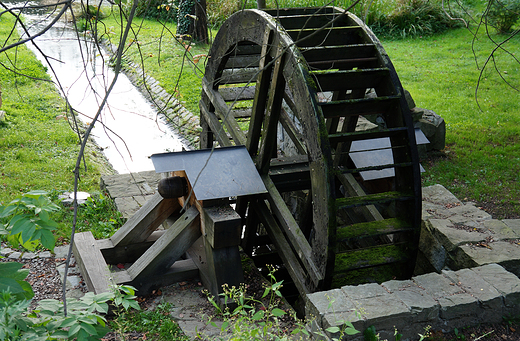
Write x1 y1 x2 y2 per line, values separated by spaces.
103 42 201 149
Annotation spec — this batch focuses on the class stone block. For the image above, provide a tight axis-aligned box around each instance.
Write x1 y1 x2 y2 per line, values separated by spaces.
412 272 460 299
306 289 356 327
341 283 388 300
501 219 520 238
351 292 411 340
471 264 520 316
442 268 502 323
457 242 520 276
438 293 479 321
446 203 492 222
417 221 447 272
422 184 461 206
428 219 488 252
382 279 439 323
415 109 445 151
307 290 364 340
484 219 518 240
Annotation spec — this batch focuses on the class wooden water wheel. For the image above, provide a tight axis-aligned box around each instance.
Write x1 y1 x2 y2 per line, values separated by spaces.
199 7 422 296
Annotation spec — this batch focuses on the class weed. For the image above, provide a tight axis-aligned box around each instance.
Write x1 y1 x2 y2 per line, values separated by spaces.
110 302 189 340
200 266 310 340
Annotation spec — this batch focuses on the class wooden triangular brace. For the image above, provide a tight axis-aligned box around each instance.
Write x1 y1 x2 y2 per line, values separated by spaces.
73 192 245 298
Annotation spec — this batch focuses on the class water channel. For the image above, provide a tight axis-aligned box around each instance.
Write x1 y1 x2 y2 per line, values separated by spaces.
12 0 186 174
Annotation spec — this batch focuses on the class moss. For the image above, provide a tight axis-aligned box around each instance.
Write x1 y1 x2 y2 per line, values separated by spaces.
336 217 410 240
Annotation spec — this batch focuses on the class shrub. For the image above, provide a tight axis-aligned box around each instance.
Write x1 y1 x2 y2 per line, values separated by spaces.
371 0 466 38
486 0 520 33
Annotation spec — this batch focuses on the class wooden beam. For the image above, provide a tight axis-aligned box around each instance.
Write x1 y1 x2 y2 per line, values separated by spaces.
203 205 242 249
201 77 247 146
127 206 201 288
247 28 274 156
110 193 180 247
262 175 323 286
73 231 112 294
199 97 232 147
336 173 384 222
258 45 287 174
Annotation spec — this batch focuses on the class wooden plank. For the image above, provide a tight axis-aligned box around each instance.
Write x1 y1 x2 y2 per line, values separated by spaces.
127 206 201 285
336 173 384 222
247 28 275 157
279 108 307 155
262 175 322 286
258 45 287 174
113 259 199 294
199 98 233 147
287 26 365 47
300 44 376 63
98 230 165 264
328 127 408 145
336 191 414 210
219 85 256 102
219 68 259 85
319 96 401 119
72 232 111 294
254 199 312 295
311 68 390 92
202 77 247 146
270 13 349 30
110 193 180 247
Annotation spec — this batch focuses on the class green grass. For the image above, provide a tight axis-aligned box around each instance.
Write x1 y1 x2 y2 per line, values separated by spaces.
384 28 520 215
0 15 118 242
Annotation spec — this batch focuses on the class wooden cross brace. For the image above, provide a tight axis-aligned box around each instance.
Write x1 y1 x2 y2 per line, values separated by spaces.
73 186 244 299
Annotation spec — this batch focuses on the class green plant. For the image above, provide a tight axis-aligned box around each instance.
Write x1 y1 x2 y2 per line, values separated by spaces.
110 302 189 340
486 0 520 33
201 267 309 340
0 284 140 340
0 191 59 251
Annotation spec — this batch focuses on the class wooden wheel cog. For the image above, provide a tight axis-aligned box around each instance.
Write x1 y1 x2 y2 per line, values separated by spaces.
199 7 422 296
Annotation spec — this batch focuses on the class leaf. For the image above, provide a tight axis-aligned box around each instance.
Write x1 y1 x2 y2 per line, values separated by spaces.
345 327 360 335
271 308 286 317
11 216 34 236
252 310 265 321
326 326 340 333
0 277 25 293
40 229 56 251
0 205 18 218
261 287 270 298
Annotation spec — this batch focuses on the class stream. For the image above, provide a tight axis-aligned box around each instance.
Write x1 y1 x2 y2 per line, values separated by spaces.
11 0 186 174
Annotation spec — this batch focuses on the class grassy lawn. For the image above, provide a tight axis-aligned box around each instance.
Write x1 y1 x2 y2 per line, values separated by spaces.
0 15 119 242
385 28 520 216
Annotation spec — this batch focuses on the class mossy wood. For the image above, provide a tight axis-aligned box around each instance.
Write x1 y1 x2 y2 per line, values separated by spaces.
199 7 422 294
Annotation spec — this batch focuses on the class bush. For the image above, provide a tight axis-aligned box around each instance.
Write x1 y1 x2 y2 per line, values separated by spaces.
487 0 520 33
371 0 466 38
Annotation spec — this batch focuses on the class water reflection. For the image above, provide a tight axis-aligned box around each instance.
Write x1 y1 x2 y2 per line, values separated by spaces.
13 0 186 173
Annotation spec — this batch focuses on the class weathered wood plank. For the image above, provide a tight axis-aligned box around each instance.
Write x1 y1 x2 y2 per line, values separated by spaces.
247 28 274 157
262 175 322 286
319 96 401 119
199 99 233 147
110 193 180 247
287 26 365 47
113 259 199 294
336 173 384 222
73 232 111 294
279 108 307 155
98 230 165 264
202 77 247 146
258 45 287 174
127 206 201 285
312 68 390 92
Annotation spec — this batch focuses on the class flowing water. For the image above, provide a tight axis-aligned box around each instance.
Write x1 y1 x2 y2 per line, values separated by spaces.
11 0 186 174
